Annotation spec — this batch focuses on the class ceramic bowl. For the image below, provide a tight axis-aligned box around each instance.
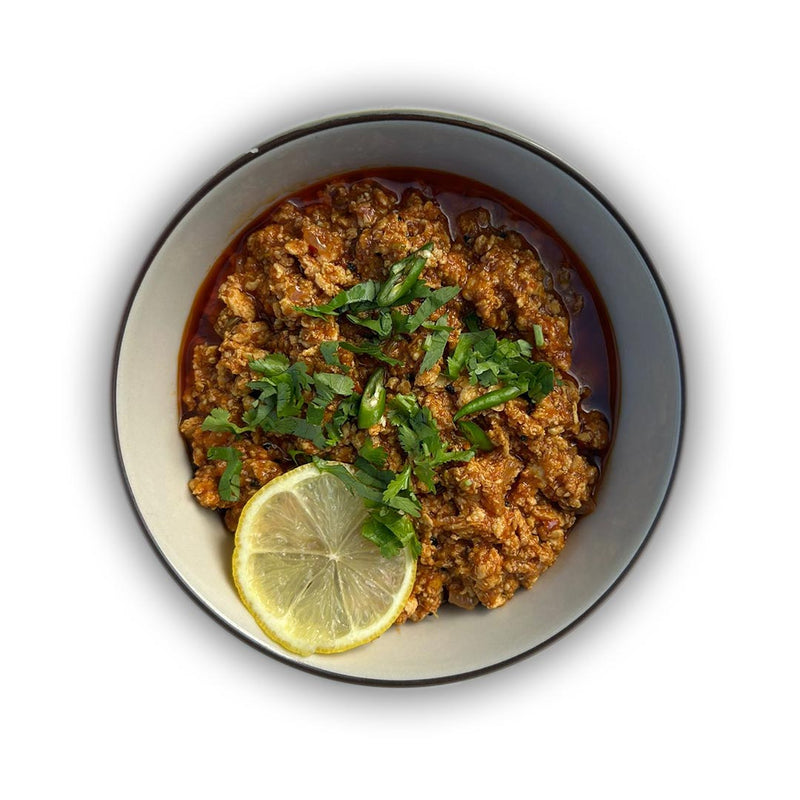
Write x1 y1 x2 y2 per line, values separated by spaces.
113 110 683 685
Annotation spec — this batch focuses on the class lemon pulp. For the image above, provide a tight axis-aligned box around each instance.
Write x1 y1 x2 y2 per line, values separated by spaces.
232 463 416 655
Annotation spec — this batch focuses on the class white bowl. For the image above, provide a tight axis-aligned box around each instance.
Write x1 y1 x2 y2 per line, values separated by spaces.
113 110 684 685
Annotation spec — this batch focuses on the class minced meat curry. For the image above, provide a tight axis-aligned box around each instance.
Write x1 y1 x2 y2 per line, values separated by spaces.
179 171 614 623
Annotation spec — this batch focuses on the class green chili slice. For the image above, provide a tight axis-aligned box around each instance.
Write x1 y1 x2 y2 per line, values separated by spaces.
452 385 526 422
457 420 495 451
375 244 433 307
357 368 386 428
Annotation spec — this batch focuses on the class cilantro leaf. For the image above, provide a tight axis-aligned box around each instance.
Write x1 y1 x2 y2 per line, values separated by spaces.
446 329 496 379
338 341 403 366
382 480 421 518
305 400 326 427
361 514 405 558
311 457 385 504
201 408 253 435
313 372 355 400
369 507 421 558
288 418 327 449
346 308 393 338
418 315 452 374
249 353 290 376
358 440 389 468
395 285 460 334
324 393 361 445
380 464 422 517
241 402 275 431
446 326 554 407
352 457 396 491
382 463 411 502
296 280 381 318
207 446 242 503
274 362 312 418
262 416 327 448
296 245 435 324
311 442 422 558
388 394 474 492
514 360 555 402
304 372 356 428
319 340 348 371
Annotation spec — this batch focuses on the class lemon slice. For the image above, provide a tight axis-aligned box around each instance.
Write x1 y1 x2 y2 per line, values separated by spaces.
232 462 417 656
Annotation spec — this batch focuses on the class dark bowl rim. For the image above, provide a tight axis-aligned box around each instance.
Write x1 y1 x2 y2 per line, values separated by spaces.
111 108 686 688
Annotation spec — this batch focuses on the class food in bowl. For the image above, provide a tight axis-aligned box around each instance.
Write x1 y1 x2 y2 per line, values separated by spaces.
178 168 615 644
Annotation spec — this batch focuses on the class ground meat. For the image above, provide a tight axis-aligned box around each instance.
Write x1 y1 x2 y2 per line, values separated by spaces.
180 176 611 623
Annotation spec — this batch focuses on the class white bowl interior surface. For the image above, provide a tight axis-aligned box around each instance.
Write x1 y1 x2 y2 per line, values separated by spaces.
115 115 682 684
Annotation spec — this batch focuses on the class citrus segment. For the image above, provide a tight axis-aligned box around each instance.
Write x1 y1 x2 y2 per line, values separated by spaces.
233 463 416 655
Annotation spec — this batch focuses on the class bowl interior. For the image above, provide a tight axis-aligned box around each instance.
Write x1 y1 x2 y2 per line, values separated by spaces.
115 113 682 684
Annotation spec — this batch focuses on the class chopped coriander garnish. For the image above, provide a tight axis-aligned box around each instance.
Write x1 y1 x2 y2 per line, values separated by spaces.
393 285 460 334
202 356 354 451
338 341 403 366
357 439 389 468
305 373 355 431
296 280 381 318
207 446 242 502
380 465 421 517
249 353 291 376
346 308 393 338
312 372 355 400
273 417 327 449
446 329 496 381
200 252 554 563
319 340 348 371
296 245 433 320
365 506 420 558
361 514 407 558
201 408 255 435
418 315 452 374
447 329 534 387
296 244 461 376
446 323 555 419
324 393 361 445
311 457 385 505
313 441 423 558
296 243 455 346
511 359 555 403
388 394 474 492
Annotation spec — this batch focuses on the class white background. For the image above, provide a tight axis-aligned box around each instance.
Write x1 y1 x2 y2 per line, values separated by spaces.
3 1 797 797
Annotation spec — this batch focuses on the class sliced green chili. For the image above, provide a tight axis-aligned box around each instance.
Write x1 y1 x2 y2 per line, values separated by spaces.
452 385 525 421
375 244 433 307
458 420 495 451
357 368 386 428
